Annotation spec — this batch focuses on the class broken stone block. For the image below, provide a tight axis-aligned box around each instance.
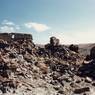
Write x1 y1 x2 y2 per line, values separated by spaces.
35 62 48 74
74 87 90 94
85 77 92 83
50 37 59 46
23 53 33 62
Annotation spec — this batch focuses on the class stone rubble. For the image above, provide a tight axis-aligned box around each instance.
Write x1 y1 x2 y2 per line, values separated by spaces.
0 33 94 95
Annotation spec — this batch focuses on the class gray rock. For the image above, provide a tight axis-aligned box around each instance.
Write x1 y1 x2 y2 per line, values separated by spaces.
85 77 92 83
74 87 90 94
50 37 59 46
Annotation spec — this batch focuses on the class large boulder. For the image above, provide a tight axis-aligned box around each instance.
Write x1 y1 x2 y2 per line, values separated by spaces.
50 37 59 46
44 37 71 59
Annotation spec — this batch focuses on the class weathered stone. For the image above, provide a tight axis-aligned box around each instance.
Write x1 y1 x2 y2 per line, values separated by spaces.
50 80 58 85
58 89 64 94
50 37 59 46
53 85 61 91
85 77 92 83
24 53 32 62
0 33 33 42
35 62 48 74
64 77 72 82
74 87 90 94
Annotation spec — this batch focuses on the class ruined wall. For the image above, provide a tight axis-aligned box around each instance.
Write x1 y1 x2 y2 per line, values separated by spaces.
0 33 33 42
0 33 11 42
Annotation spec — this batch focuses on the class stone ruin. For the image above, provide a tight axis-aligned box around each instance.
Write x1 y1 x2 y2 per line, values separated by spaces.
0 33 33 42
0 33 95 95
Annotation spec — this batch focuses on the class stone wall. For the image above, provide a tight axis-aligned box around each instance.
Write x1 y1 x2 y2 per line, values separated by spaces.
0 33 33 42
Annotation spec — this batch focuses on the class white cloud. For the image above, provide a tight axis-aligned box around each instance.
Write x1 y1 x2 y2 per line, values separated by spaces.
0 26 15 33
51 22 95 44
2 20 15 26
25 22 50 32
0 20 21 33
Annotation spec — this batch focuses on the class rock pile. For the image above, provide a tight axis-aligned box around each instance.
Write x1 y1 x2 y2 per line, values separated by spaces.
37 37 81 63
50 36 59 46
0 33 38 94
0 33 94 95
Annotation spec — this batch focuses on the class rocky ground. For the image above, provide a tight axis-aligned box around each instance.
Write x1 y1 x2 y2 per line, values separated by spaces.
0 34 95 95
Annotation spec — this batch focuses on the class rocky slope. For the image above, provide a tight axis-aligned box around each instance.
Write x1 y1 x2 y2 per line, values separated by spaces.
0 33 94 95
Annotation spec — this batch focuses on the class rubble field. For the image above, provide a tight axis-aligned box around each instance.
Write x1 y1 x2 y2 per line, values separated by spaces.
0 33 94 95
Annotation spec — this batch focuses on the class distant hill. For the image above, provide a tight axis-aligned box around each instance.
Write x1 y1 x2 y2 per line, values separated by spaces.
79 43 95 56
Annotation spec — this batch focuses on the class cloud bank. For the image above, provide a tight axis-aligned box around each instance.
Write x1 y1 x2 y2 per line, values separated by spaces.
0 26 15 33
0 20 20 33
25 22 50 32
2 20 15 26
0 19 95 44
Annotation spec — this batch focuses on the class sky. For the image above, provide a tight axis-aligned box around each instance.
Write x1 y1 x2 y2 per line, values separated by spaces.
0 0 95 44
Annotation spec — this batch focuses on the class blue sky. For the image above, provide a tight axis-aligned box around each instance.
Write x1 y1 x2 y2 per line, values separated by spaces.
0 0 95 44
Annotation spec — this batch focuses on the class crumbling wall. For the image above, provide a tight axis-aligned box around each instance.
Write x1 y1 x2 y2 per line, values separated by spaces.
0 33 11 42
0 33 33 42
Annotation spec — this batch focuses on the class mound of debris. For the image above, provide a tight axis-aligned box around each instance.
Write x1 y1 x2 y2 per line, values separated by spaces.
37 37 82 63
0 33 94 95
